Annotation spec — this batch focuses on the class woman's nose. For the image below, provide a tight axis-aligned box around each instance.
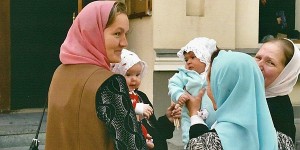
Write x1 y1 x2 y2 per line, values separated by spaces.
257 61 264 71
120 35 128 47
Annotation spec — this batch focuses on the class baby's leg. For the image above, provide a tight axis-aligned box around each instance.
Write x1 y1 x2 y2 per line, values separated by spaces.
181 106 191 148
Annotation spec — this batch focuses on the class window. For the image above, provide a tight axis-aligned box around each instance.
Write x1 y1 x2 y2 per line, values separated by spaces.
126 0 152 19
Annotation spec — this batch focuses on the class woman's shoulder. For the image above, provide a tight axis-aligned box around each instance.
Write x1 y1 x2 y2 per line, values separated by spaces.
99 74 128 91
187 131 223 150
277 131 295 150
267 94 290 99
267 95 293 109
104 73 126 83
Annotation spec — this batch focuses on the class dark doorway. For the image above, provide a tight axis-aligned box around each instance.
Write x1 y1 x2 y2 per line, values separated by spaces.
259 0 298 42
10 1 77 109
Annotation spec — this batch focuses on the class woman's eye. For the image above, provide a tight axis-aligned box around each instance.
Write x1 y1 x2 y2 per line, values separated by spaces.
114 32 121 37
266 60 275 66
254 57 260 61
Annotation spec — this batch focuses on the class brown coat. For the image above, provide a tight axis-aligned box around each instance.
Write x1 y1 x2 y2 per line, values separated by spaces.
45 64 114 150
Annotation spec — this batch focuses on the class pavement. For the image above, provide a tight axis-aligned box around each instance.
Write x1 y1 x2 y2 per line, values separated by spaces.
1 108 299 150
0 109 46 150
0 109 184 150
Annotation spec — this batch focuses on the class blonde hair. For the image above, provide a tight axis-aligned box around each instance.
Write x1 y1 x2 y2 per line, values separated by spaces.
106 2 127 28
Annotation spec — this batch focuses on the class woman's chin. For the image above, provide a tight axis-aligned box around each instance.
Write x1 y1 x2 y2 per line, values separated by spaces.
109 57 121 63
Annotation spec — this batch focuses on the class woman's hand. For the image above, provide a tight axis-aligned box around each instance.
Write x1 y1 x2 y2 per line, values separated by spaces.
146 134 154 149
186 88 206 116
166 102 182 123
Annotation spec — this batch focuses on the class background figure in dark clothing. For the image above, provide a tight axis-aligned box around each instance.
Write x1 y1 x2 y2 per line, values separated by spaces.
259 0 297 42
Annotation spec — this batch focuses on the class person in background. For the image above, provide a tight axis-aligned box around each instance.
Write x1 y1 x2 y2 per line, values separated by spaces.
45 1 147 150
259 0 298 42
255 38 300 143
111 49 182 150
168 37 217 148
186 50 294 150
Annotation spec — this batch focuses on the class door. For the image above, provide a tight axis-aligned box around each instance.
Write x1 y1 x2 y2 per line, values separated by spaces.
11 0 77 109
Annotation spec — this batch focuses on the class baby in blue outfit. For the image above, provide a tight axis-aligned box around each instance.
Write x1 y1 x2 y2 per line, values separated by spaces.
168 37 217 148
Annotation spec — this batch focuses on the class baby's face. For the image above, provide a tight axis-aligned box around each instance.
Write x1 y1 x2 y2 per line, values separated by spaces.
125 63 142 91
184 51 206 74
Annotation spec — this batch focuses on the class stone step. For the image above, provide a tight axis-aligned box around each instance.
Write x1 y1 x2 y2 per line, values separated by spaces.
296 141 300 150
0 133 45 148
0 111 46 149
1 145 45 150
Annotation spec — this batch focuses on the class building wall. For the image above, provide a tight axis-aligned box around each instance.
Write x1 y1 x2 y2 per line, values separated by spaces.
152 0 236 49
235 1 259 47
290 82 300 105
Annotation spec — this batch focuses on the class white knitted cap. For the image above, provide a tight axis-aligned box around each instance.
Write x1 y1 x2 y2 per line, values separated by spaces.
177 37 217 65
111 49 147 78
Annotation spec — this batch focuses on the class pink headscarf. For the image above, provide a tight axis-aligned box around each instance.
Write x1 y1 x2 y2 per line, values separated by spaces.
59 1 115 70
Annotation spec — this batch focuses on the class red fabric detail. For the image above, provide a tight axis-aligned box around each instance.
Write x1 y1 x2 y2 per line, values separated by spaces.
141 124 148 139
129 92 139 108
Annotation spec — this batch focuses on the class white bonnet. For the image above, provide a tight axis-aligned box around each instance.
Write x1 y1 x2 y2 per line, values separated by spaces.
265 38 300 97
177 37 217 65
111 49 147 77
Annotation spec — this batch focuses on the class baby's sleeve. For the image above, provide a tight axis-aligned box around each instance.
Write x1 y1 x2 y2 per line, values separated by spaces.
168 72 185 103
135 103 144 115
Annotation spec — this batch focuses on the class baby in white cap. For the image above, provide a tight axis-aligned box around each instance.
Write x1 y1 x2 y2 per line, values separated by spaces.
112 49 183 149
111 49 154 147
168 37 217 148
111 49 153 120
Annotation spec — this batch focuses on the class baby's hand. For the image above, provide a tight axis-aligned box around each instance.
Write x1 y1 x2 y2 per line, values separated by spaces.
178 94 189 106
143 104 153 119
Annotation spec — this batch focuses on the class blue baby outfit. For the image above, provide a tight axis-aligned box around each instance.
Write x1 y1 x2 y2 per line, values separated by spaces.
168 67 208 146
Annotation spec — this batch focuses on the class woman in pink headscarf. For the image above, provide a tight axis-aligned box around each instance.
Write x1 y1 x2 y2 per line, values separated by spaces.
45 1 146 150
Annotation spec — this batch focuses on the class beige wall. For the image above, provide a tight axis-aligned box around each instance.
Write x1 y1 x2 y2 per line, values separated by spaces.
235 1 259 48
290 81 300 105
152 0 236 49
127 0 300 105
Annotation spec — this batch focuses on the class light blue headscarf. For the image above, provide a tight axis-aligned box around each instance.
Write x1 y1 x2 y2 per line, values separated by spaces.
211 50 278 150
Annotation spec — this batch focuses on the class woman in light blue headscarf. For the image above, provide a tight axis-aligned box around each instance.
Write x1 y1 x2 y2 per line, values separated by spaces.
185 50 294 150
